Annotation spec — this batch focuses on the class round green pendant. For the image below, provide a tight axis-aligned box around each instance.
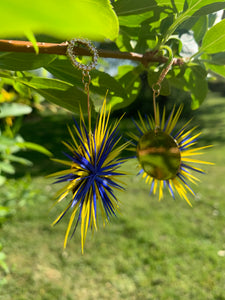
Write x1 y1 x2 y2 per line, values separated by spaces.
137 129 181 180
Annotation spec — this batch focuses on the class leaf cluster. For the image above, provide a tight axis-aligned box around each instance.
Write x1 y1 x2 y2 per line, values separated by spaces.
0 0 224 113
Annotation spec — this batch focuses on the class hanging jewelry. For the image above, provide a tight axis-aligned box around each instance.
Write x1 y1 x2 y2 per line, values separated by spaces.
66 38 98 128
49 38 128 252
130 46 213 205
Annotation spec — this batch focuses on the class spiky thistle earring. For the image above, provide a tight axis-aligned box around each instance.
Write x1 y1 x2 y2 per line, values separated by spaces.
49 39 128 252
129 46 213 205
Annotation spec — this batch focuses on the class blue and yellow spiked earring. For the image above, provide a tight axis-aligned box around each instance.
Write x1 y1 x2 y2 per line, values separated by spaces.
130 47 213 205
49 39 128 252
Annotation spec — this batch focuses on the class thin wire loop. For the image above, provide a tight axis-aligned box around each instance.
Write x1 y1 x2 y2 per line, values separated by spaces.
66 38 98 72
66 38 98 131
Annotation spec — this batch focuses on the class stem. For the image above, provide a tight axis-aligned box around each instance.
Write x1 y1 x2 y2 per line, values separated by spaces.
0 39 184 66
152 46 174 128
87 84 91 133
153 91 158 128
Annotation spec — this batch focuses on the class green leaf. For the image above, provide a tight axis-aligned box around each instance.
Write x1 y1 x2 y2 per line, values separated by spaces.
5 154 33 166
16 142 52 157
13 81 31 98
0 103 32 118
205 63 225 78
203 52 225 66
199 19 225 54
168 64 208 109
16 75 91 113
0 52 56 70
192 15 208 43
45 58 83 87
107 65 142 110
114 0 163 16
0 176 6 186
0 135 16 149
185 0 225 16
163 1 225 41
16 76 73 91
156 0 185 12
189 65 208 109
118 11 156 27
0 162 15 174
0 206 10 217
0 0 118 41
45 58 127 99
25 30 39 54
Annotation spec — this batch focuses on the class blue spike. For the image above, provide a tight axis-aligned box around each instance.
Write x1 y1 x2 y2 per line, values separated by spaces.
166 180 175 199
99 183 116 216
144 114 151 130
132 118 144 135
137 169 144 175
177 173 195 195
150 179 155 194
179 139 199 151
163 109 174 131
174 123 190 139
181 163 205 174
54 203 72 224
81 120 90 149
70 216 80 240
92 183 97 220
100 161 124 172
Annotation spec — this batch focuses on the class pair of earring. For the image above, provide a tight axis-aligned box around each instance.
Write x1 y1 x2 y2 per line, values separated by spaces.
48 38 213 252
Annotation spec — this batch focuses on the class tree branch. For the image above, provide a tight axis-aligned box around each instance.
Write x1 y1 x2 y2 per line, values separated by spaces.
0 39 184 66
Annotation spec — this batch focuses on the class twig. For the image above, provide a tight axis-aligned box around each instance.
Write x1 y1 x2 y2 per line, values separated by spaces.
0 39 184 66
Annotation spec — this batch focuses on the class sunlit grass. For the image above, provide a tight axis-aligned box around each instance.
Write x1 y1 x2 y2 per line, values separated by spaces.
1 93 225 299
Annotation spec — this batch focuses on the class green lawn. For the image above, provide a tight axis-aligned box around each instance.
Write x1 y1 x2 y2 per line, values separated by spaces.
1 93 225 300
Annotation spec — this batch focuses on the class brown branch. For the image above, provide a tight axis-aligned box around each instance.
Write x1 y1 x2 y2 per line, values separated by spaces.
0 39 184 66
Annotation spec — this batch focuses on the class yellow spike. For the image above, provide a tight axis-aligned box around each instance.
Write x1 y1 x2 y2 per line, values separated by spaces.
56 190 69 204
166 105 183 134
155 104 160 127
148 177 153 186
180 170 201 184
180 132 201 148
168 179 174 196
161 106 166 130
145 175 150 184
138 111 148 132
84 197 90 247
91 194 97 230
51 158 72 167
147 115 154 130
53 181 75 199
80 200 88 253
64 204 79 249
46 169 74 178
52 202 72 226
164 105 175 133
95 183 106 227
176 127 197 144
67 125 79 148
173 178 192 207
159 180 164 201
176 119 192 140
181 158 214 165
181 145 213 156
153 179 158 195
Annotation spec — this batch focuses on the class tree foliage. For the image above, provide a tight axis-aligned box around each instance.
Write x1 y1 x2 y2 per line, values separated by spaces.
0 1 225 114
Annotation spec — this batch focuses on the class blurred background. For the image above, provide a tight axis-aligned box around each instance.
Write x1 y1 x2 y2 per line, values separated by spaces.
0 67 225 299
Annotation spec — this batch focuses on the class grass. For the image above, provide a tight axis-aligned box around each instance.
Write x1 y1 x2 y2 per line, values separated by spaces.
1 92 225 300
